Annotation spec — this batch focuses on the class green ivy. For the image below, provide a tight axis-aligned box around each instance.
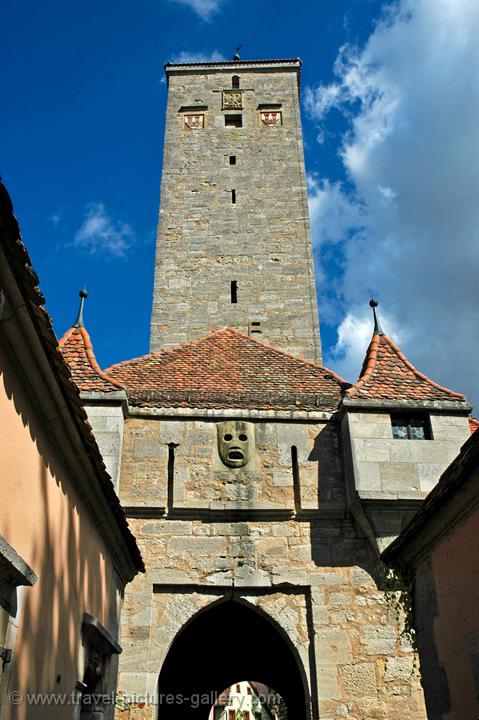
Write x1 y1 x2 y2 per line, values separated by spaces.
383 566 418 654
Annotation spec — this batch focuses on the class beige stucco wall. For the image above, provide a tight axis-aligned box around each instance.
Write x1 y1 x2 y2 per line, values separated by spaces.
0 348 123 720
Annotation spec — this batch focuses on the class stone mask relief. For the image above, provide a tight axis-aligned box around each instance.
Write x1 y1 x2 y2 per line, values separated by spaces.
216 421 254 468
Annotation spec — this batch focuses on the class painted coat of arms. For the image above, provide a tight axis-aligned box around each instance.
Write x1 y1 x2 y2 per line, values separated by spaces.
260 111 282 126
184 114 204 129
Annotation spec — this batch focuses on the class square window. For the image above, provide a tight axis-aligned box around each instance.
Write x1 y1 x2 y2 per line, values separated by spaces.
391 414 431 440
225 114 243 128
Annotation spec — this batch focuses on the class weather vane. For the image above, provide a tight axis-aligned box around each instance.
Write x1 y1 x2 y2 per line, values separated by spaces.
233 44 243 61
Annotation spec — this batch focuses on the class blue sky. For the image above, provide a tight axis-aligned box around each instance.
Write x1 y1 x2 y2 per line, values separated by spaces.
2 0 479 409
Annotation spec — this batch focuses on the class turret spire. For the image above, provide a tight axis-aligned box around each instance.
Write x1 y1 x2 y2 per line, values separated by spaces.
369 297 384 336
74 289 88 328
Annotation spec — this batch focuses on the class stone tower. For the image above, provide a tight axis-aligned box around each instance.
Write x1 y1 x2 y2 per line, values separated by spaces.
150 58 322 362
58 57 474 720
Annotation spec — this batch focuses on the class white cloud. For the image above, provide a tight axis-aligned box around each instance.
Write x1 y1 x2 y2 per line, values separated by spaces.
73 203 134 258
170 49 225 64
49 210 64 227
325 307 405 383
170 0 222 21
306 0 479 409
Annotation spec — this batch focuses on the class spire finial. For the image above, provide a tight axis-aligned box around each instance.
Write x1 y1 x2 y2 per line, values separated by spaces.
233 44 243 62
74 288 88 328
369 297 384 335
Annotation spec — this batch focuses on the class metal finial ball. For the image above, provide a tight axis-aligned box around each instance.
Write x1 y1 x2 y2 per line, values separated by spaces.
369 297 378 308
80 289 88 299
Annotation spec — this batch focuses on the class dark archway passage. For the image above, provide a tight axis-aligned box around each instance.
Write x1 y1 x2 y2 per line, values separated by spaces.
157 599 309 719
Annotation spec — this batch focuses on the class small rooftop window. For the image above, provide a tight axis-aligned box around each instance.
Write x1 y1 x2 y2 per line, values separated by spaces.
391 414 431 440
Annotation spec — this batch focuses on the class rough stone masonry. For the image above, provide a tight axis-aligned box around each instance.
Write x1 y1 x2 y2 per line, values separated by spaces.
150 59 322 363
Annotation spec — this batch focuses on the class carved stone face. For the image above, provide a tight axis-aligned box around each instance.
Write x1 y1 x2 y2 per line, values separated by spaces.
217 421 254 468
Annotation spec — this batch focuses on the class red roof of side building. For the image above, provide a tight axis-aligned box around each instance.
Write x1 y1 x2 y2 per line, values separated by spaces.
104 327 348 412
469 417 479 434
347 332 466 402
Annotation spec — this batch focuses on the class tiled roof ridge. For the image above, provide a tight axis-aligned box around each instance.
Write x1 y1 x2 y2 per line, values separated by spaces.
347 332 381 394
221 328 348 383
383 334 465 399
60 325 125 391
106 326 348 385
348 332 465 400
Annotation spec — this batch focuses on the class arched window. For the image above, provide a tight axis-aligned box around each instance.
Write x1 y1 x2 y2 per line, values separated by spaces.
232 75 240 89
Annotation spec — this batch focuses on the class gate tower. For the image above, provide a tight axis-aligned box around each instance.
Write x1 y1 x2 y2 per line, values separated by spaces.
150 58 322 362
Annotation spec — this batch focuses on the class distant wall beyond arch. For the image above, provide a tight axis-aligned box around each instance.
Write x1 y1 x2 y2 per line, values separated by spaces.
155 595 311 719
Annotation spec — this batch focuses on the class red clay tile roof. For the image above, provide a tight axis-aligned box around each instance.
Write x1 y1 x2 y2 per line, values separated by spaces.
347 333 465 402
59 326 124 393
469 417 479 434
105 328 348 411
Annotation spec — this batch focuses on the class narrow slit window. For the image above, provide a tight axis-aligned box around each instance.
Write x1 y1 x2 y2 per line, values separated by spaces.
167 443 178 512
292 445 301 514
232 75 240 88
229 155 236 165
231 281 238 303
225 114 243 128
231 189 236 204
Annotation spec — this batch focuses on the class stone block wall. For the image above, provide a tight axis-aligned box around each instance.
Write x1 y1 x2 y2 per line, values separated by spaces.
117 516 426 720
150 63 321 361
114 411 429 719
120 417 341 512
83 399 126 492
344 410 470 499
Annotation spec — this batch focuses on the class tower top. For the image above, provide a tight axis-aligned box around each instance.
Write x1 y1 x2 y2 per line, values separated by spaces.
164 57 302 88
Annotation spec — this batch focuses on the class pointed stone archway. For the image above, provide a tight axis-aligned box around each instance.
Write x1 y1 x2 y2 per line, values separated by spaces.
156 598 310 719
